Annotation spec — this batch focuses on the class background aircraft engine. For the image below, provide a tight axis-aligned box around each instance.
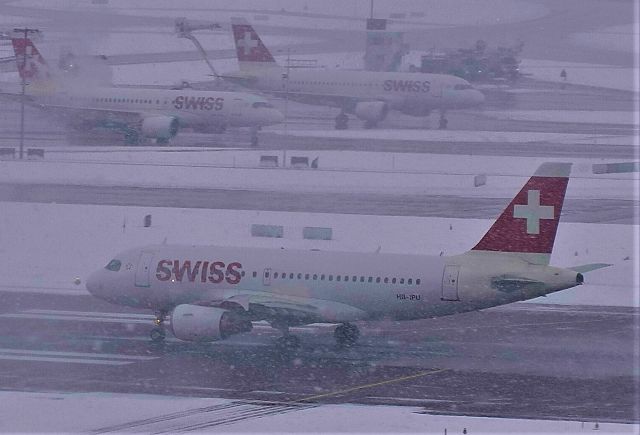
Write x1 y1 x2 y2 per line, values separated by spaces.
169 304 252 342
354 101 389 123
141 116 179 139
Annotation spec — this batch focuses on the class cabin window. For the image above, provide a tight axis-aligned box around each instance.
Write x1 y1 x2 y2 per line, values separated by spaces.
408 278 412 285
392 278 397 284
274 272 279 279
337 276 341 282
384 277 389 284
368 277 373 283
252 271 257 278
305 274 310 280
360 276 365 282
313 274 318 280
376 277 381 283
297 273 302 279
400 278 404 284
321 274 325 280
289 273 294 279
241 271 246 277
329 275 333 281
416 279 421 285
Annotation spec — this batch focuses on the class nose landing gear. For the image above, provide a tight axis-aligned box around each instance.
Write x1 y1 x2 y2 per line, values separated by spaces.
334 322 359 347
335 112 349 130
150 310 168 342
438 111 449 129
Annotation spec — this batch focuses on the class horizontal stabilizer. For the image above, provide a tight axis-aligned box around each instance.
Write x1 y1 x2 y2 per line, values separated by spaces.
491 275 545 293
569 263 612 273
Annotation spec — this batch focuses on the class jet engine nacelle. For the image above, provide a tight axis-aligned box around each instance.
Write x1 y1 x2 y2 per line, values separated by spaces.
169 304 252 342
354 101 388 123
141 116 179 140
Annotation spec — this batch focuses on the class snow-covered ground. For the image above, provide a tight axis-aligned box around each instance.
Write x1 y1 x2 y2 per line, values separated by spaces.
0 150 636 200
14 0 548 30
482 110 639 126
0 390 635 434
571 24 639 54
2 201 637 307
276 128 637 146
520 58 638 93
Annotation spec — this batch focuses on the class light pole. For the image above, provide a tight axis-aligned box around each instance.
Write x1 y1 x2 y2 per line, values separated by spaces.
14 27 39 160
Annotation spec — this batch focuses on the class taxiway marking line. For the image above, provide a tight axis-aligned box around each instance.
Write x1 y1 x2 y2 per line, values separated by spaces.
26 309 154 319
429 318 615 332
0 313 150 324
0 355 130 365
294 368 448 403
0 348 156 360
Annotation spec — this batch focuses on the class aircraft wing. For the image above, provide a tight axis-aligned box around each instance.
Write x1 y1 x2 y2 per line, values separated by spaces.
198 289 368 325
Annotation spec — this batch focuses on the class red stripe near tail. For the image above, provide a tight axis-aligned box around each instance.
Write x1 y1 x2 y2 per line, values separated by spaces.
231 18 276 64
472 163 571 255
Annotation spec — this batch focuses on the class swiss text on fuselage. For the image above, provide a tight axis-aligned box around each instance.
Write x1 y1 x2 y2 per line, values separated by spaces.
172 96 224 111
156 260 242 284
383 79 431 93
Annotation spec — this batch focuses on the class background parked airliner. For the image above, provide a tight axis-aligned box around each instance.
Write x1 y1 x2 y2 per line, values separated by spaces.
0 33 283 145
86 162 609 348
221 18 484 129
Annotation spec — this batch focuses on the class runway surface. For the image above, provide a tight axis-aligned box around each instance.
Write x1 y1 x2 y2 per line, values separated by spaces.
1 1 638 428
0 291 637 424
0 183 636 224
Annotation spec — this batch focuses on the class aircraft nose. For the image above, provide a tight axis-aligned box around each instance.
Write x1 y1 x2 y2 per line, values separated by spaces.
85 270 104 297
471 89 485 105
270 108 285 124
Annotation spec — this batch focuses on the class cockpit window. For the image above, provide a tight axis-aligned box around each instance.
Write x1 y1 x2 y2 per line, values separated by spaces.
252 101 273 109
105 259 121 272
454 84 472 90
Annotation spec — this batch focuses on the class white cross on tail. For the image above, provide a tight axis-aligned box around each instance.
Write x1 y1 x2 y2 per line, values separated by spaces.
237 32 258 56
513 190 554 235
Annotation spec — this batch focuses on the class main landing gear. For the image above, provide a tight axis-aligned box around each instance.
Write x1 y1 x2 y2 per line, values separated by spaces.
438 111 449 130
273 323 301 350
335 112 349 130
250 126 260 147
334 322 359 347
150 310 168 342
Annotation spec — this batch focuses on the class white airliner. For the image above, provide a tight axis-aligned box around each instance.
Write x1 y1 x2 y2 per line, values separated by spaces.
0 34 283 145
86 163 609 348
221 18 485 130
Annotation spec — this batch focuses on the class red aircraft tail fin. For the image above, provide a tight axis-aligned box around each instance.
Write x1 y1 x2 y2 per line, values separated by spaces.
11 35 51 83
471 162 571 264
231 17 277 69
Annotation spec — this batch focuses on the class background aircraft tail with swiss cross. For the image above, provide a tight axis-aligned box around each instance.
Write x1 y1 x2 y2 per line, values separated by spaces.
230 17 279 72
10 32 56 94
470 162 571 265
